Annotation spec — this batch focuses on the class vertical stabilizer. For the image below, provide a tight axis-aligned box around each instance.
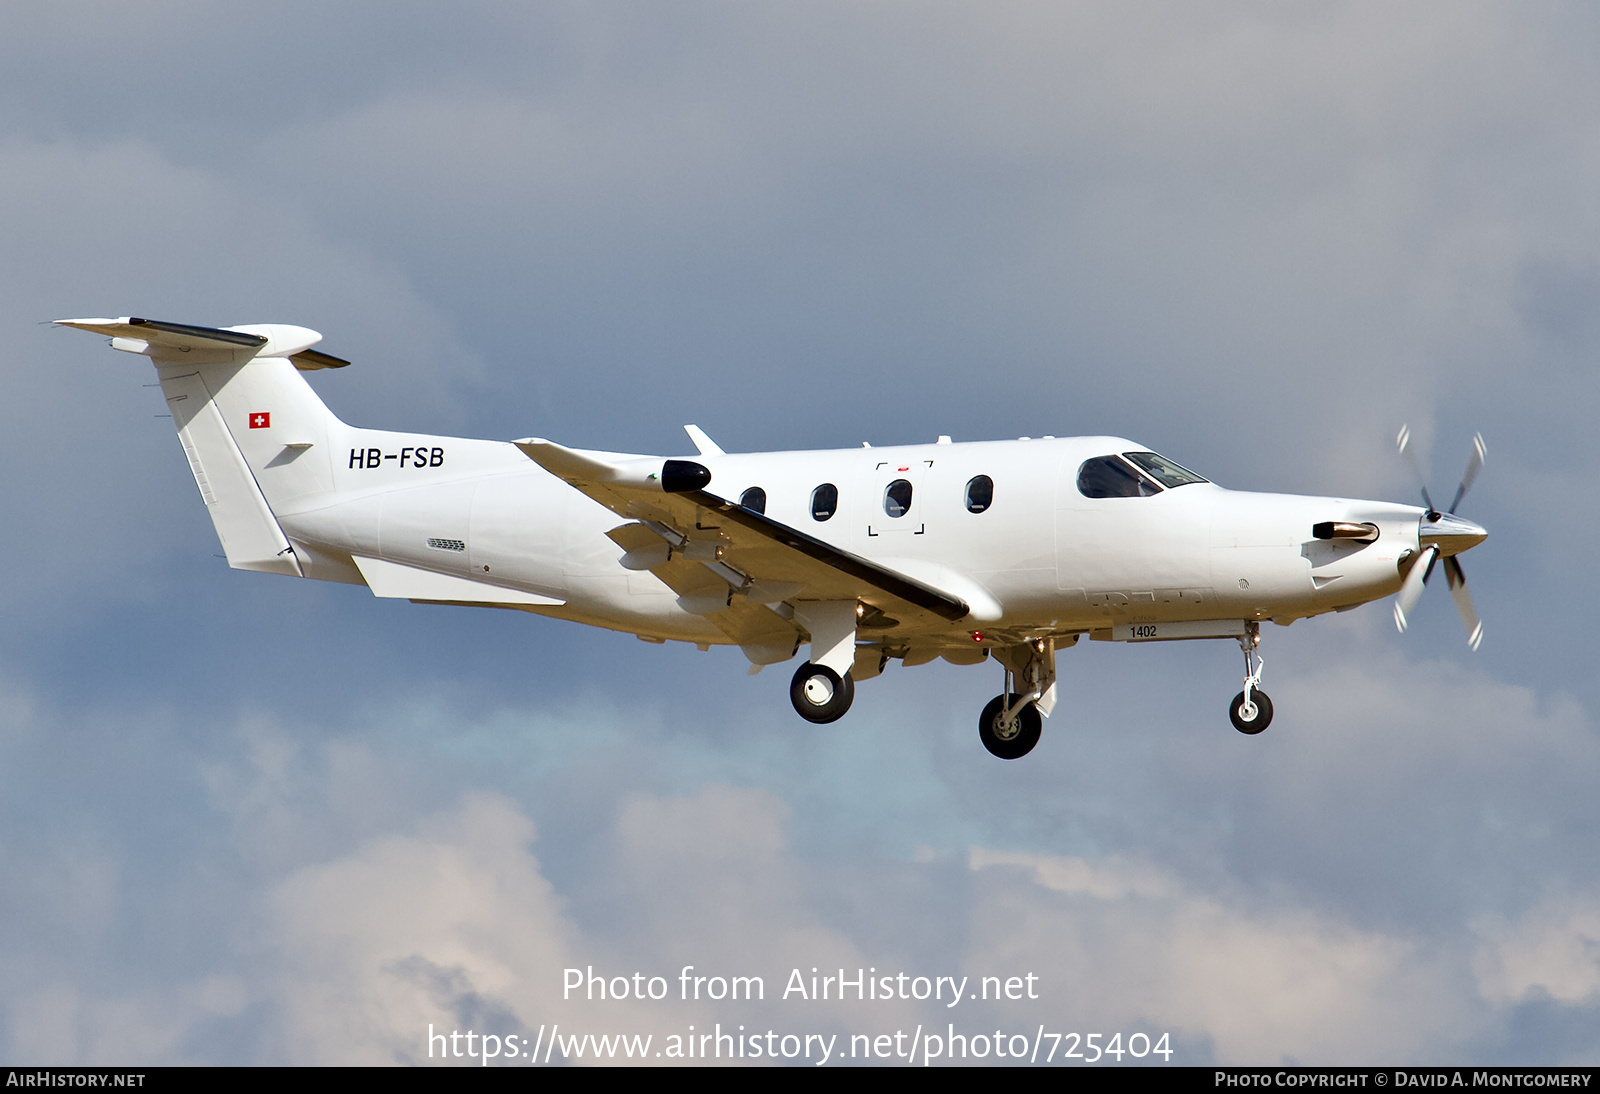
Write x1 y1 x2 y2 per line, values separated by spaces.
57 317 351 577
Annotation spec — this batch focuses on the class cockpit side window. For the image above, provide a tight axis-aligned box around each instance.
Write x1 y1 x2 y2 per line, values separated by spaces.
1121 451 1207 488
1077 456 1161 499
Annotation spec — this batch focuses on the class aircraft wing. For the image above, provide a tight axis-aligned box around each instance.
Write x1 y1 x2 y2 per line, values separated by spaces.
514 440 972 646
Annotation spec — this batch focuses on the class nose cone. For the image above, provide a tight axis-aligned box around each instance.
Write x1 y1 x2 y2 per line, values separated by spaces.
1420 512 1487 556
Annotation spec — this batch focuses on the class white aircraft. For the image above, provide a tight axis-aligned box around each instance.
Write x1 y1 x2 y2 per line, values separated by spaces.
59 317 1489 758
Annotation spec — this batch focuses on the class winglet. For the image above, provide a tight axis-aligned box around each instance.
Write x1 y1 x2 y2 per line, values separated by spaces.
684 424 725 457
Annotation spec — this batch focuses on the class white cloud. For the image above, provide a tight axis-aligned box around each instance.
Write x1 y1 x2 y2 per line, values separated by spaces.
9 978 247 1067
1475 893 1600 1007
0 681 1594 1065
260 781 896 1064
967 848 1471 1064
268 791 586 1064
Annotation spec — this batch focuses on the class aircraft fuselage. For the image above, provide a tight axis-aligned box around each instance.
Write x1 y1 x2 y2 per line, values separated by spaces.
266 425 1423 645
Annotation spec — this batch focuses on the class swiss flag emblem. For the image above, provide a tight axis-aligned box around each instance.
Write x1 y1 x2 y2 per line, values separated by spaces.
249 412 271 429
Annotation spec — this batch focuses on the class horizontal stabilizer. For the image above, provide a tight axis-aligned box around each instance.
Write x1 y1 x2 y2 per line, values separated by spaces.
352 556 564 607
55 317 347 370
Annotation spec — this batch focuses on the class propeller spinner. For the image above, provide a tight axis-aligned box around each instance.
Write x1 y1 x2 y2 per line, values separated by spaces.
1394 426 1487 649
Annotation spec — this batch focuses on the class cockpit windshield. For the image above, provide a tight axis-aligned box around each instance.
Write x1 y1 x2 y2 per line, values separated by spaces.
1121 451 1208 489
1077 451 1209 499
1077 456 1161 498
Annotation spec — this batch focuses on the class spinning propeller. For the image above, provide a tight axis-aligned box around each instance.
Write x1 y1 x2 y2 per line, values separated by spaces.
1393 426 1488 649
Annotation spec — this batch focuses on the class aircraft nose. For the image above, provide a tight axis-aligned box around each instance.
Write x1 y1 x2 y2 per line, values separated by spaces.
1420 512 1487 556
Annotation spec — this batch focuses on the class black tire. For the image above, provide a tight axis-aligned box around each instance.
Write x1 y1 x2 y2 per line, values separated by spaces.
978 693 1042 759
1229 690 1273 734
790 662 855 723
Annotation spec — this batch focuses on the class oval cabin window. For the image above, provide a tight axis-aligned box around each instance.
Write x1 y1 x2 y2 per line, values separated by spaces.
883 479 913 517
811 483 838 521
740 487 767 514
965 475 993 513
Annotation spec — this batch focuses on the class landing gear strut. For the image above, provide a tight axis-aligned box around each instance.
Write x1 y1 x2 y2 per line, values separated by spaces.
1229 625 1272 734
790 601 858 724
790 662 854 723
979 639 1058 758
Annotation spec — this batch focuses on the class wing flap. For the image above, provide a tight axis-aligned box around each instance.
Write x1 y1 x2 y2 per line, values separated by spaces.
606 522 802 661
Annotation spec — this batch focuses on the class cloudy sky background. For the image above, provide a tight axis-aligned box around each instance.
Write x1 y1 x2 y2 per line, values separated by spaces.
2 0 1597 1065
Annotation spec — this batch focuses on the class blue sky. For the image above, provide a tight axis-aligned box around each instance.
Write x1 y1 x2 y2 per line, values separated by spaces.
1 1 1596 1065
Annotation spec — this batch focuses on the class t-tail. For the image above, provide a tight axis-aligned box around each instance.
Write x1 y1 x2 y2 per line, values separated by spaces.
55 317 350 577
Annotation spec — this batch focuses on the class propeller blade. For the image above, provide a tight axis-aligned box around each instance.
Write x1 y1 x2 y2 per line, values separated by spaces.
1393 545 1437 632
1447 433 1486 514
1396 424 1436 515
1442 555 1483 650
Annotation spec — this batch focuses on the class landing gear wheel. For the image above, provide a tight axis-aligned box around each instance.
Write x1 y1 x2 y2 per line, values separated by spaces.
790 662 855 723
979 693 1042 759
1229 690 1273 734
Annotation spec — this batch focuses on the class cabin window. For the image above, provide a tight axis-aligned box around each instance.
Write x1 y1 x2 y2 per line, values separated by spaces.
1121 451 1207 488
811 483 838 521
883 479 913 517
965 475 993 513
1077 456 1161 499
740 487 767 514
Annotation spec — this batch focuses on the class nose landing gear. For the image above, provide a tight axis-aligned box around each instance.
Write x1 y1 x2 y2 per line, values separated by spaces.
1229 625 1272 734
978 639 1058 758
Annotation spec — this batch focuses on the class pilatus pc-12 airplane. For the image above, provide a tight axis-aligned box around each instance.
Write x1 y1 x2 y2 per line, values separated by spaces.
59 317 1488 758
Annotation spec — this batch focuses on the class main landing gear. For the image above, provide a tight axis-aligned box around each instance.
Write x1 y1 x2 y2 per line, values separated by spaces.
790 662 855 723
789 601 859 724
979 639 1058 759
1229 625 1272 734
